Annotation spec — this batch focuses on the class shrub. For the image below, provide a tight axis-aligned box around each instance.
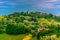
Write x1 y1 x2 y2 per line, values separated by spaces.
6 24 18 34
31 30 36 37
0 26 5 34
6 24 24 34
40 35 57 40
36 29 56 40
6 24 31 35
0 29 4 34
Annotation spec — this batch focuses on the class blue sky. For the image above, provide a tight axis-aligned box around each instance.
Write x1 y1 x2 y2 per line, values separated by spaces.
1 0 60 16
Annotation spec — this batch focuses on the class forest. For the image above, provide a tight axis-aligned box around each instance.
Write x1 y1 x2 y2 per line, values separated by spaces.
0 11 60 40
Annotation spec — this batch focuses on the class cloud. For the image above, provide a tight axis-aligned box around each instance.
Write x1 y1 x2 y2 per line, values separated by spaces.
35 3 54 9
7 2 17 5
0 6 7 8
29 0 60 9
44 0 58 2
16 0 60 9
0 2 4 4
0 0 60 9
0 1 19 8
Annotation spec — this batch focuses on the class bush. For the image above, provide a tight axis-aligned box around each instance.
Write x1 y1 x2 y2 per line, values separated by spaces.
40 35 57 40
36 29 56 40
6 24 24 34
31 30 36 37
0 26 5 34
6 24 17 34
6 24 31 35
0 29 4 34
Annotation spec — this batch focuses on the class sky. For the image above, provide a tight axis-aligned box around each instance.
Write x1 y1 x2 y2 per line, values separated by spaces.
1 0 60 16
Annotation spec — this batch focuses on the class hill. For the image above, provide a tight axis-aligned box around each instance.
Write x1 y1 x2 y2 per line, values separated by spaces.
1 11 60 40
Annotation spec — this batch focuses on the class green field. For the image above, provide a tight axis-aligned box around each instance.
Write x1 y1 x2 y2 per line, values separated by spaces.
0 34 60 40
0 34 26 40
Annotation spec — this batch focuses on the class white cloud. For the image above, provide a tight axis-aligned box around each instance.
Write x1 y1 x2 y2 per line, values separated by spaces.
45 0 58 2
31 0 60 9
33 3 54 9
0 2 4 4
0 0 60 9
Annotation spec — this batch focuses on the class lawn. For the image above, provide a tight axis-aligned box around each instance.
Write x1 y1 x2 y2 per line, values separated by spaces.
0 34 26 40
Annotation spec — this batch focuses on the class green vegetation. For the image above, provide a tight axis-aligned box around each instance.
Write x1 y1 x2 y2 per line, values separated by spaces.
0 34 25 40
0 11 60 40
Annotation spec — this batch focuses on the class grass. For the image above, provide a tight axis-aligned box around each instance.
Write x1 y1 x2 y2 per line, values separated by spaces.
31 37 36 40
0 33 26 40
0 33 60 40
57 37 60 40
